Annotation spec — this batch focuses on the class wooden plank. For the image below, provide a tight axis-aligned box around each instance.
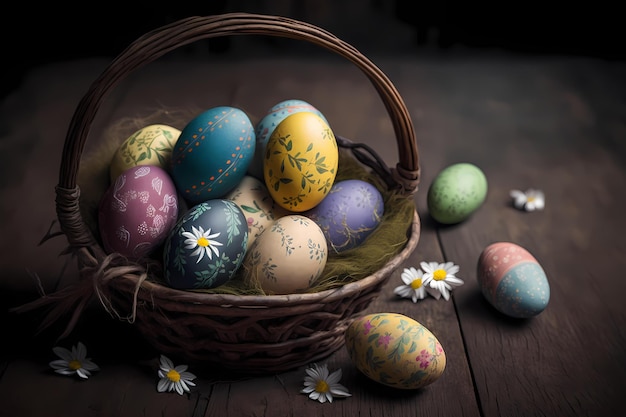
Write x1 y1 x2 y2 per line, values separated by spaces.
392 56 626 416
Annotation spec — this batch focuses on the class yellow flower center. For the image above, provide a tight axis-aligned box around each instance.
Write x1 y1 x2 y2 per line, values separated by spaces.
433 269 447 281
315 380 330 393
68 360 82 371
410 278 423 289
197 237 209 247
527 196 535 202
167 369 181 383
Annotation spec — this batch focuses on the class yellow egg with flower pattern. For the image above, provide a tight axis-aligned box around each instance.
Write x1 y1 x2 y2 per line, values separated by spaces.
109 124 180 182
263 112 338 212
345 313 446 390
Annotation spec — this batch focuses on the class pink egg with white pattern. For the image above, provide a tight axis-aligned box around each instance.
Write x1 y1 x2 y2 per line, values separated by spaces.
98 165 179 260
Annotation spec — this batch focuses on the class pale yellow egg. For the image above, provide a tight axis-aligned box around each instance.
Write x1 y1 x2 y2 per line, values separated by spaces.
242 214 327 294
110 124 180 182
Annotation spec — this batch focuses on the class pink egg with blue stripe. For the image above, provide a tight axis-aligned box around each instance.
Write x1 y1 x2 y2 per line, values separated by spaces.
477 242 550 318
170 106 255 204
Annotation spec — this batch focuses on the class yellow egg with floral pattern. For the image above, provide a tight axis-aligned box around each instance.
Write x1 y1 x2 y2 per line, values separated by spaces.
263 112 338 212
345 313 446 390
110 124 181 182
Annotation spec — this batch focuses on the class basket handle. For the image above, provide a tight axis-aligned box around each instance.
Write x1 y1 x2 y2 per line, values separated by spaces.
57 13 420 247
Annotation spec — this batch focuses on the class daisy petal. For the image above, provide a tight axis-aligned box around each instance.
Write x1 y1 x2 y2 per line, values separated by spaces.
330 384 352 397
326 369 342 385
445 276 464 285
157 379 170 392
52 347 73 362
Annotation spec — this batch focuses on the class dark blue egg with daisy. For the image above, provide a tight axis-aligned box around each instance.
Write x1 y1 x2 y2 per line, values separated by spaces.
163 199 248 290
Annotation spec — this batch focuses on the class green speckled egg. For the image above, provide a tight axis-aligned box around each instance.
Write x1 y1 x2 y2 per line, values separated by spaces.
427 163 487 224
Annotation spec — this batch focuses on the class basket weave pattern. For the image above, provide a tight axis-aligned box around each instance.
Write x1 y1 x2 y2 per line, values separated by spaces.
34 13 422 373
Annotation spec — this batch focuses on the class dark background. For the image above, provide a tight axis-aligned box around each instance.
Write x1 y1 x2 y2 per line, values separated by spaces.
4 0 625 97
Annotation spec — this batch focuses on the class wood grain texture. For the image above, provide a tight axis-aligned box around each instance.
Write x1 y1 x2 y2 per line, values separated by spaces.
1 53 625 416
401 57 626 417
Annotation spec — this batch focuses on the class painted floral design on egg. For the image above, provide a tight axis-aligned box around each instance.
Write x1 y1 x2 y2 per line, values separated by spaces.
345 313 446 390
98 165 179 260
263 112 338 212
305 179 384 253
242 215 327 294
109 124 181 182
163 199 248 290
225 175 287 249
248 99 327 180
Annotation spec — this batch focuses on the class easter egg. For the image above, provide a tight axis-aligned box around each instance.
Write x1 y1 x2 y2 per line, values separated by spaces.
305 179 384 253
264 111 338 212
224 175 288 249
109 124 181 182
427 163 487 224
477 242 550 318
170 106 255 204
345 313 446 390
248 99 327 180
163 199 248 290
242 214 327 294
98 165 179 260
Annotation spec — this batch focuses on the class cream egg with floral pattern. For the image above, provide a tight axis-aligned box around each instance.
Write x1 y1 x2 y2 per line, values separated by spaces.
225 175 289 249
242 214 327 294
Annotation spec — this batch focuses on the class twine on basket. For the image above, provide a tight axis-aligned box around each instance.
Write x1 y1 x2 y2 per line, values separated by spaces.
12 217 150 340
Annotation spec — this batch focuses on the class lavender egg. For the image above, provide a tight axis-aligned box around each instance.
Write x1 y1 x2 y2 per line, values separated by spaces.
305 179 384 253
98 165 179 260
163 199 248 290
170 106 255 204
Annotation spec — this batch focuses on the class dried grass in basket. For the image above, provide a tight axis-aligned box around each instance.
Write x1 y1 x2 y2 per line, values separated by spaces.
17 13 422 374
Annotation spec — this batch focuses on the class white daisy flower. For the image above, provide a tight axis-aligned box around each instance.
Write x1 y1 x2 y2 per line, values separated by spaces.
157 355 197 395
49 341 99 379
394 267 439 303
420 261 464 301
510 189 545 211
301 363 351 403
182 225 223 263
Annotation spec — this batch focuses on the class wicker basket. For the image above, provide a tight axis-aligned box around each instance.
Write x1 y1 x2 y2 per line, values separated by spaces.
33 13 422 373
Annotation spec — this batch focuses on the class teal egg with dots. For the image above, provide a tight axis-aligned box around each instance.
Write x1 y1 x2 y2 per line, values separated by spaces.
427 162 487 224
170 106 255 204
477 242 550 318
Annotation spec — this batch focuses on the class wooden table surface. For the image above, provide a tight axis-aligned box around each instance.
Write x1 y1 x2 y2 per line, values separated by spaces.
1 42 625 416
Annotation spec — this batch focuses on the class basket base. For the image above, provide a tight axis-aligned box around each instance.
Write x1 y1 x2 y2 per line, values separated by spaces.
140 319 351 374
